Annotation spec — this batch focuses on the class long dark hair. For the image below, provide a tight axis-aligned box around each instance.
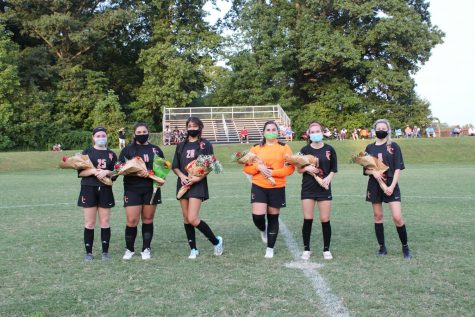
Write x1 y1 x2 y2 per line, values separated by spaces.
260 120 284 146
177 117 205 157
131 121 149 156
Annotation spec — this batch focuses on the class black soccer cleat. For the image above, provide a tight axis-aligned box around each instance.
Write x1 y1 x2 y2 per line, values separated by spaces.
402 245 412 260
377 245 387 256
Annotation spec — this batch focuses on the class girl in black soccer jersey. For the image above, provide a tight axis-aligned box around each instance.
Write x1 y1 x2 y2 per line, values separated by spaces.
119 122 165 260
298 122 337 261
364 119 412 259
172 117 223 259
78 127 117 262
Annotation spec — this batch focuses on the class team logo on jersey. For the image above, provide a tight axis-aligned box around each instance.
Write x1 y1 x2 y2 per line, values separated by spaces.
200 141 206 150
109 153 113 161
251 193 255 200
81 195 86 204
124 196 128 203
152 148 157 155
386 144 394 154
326 150 331 161
367 191 371 199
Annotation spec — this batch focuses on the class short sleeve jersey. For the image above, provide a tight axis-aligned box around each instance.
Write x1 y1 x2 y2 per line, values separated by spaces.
364 142 405 178
172 139 213 174
300 143 338 188
80 147 117 186
119 143 164 187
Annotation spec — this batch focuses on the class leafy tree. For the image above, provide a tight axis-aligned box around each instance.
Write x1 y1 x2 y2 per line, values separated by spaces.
91 89 126 147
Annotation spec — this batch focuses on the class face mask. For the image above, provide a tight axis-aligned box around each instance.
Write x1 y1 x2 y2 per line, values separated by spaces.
94 137 107 146
375 130 389 139
264 132 278 140
309 133 323 143
187 129 200 137
135 134 149 144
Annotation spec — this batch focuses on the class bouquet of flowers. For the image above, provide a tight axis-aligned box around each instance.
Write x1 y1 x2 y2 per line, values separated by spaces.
285 153 327 189
116 156 165 186
351 151 389 191
176 155 223 199
231 151 276 186
149 156 172 204
59 154 113 186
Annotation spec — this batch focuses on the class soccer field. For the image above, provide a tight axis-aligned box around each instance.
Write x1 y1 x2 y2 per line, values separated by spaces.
1 140 474 316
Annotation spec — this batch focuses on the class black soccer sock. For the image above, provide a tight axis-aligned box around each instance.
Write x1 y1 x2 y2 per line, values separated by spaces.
396 224 408 246
184 223 197 250
375 223 385 247
142 223 154 251
321 221 331 252
125 225 137 252
101 227 111 253
252 214 266 232
84 228 94 254
196 220 219 245
302 219 313 251
267 214 279 248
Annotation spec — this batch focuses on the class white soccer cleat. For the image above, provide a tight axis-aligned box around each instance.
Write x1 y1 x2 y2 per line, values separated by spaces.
323 251 333 260
213 236 223 256
260 226 268 244
188 249 200 259
141 248 151 260
122 249 134 260
301 251 311 260
264 247 274 259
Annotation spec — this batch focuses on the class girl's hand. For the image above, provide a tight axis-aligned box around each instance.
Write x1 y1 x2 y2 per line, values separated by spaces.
180 176 191 186
372 171 386 182
322 176 332 188
305 165 318 174
95 169 109 180
137 170 149 178
258 164 272 178
384 185 395 196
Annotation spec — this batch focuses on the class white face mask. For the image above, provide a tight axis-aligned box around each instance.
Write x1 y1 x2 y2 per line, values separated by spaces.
94 137 107 146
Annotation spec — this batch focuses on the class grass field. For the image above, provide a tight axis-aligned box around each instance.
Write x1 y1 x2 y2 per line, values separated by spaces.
1 138 474 316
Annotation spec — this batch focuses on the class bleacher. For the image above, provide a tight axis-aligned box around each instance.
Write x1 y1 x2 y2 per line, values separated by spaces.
162 106 291 144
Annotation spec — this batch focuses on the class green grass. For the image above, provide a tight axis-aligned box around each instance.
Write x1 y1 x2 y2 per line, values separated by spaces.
1 139 474 316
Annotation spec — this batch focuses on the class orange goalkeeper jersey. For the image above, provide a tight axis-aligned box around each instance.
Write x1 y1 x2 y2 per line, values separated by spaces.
243 142 295 188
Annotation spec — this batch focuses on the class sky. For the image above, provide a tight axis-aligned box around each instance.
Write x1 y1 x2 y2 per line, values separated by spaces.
205 1 475 126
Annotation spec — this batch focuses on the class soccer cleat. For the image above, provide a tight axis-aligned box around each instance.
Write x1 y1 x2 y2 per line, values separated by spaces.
101 252 110 261
141 248 151 260
188 249 200 259
402 245 412 259
122 249 135 260
213 236 223 256
323 251 333 260
260 226 268 244
264 247 274 258
378 245 388 256
84 253 93 262
301 251 311 260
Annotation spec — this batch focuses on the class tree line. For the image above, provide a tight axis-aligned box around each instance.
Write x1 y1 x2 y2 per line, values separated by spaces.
0 0 443 150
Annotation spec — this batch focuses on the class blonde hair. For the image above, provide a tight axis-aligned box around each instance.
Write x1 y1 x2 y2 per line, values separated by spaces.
373 119 392 145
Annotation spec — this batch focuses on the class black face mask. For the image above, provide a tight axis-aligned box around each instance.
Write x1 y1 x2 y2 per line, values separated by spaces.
187 129 200 137
135 134 149 144
375 130 389 139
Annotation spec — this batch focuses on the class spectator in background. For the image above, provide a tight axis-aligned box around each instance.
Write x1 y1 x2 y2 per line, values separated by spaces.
52 143 62 151
340 128 347 140
404 125 412 138
173 126 180 144
360 128 369 140
323 127 332 138
370 128 376 139
413 126 420 138
452 126 461 137
118 128 126 149
468 126 475 136
240 127 249 143
395 128 403 138
164 126 172 146
352 128 359 140
426 126 436 138
333 128 339 140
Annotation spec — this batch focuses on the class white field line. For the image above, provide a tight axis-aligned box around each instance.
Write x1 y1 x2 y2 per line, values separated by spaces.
280 220 351 317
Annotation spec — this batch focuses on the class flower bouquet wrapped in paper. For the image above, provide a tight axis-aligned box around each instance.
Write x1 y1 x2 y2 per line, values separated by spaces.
285 153 327 189
59 154 113 186
149 156 172 204
177 155 223 199
351 151 389 191
117 156 165 186
231 151 276 186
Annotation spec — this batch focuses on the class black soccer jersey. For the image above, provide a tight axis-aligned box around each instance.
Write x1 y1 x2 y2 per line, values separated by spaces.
119 143 165 187
300 143 338 194
80 147 117 186
364 141 405 178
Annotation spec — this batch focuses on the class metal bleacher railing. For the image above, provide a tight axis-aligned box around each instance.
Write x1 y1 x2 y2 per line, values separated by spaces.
161 105 291 144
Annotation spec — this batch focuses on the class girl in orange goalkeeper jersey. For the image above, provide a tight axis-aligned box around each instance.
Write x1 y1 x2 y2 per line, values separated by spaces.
243 121 295 258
